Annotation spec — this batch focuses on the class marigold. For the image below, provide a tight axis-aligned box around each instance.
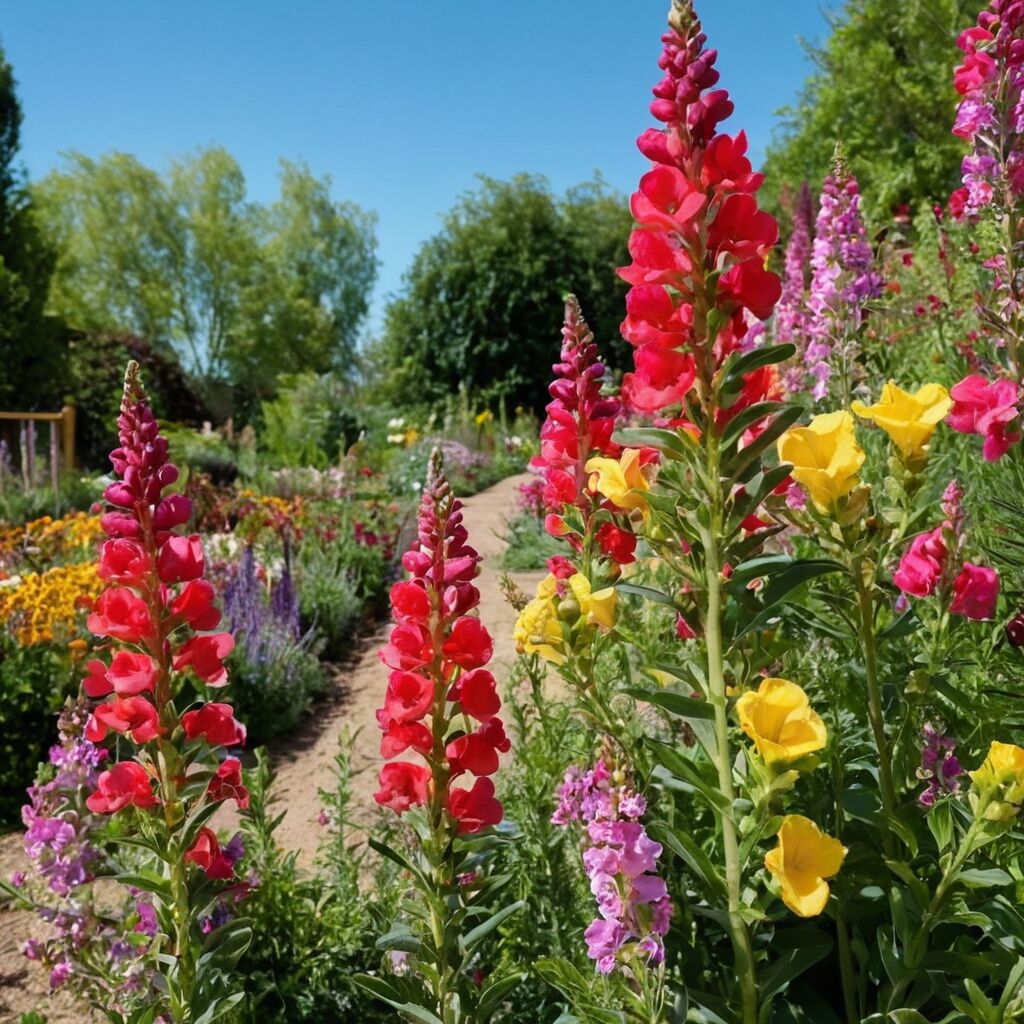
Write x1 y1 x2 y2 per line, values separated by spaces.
0 563 103 645
764 815 846 918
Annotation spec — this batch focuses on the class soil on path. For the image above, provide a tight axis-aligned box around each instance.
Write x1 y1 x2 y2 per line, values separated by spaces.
0 471 543 1022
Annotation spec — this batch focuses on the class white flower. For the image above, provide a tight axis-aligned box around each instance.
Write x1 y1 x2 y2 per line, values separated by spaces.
387 417 405 430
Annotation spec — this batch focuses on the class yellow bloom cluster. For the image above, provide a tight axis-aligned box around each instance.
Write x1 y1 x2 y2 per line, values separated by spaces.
513 572 616 665
0 562 103 646
970 740 1024 821
0 512 103 568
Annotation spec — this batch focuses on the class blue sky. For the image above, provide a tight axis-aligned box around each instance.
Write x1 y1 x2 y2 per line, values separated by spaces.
2 1 835 332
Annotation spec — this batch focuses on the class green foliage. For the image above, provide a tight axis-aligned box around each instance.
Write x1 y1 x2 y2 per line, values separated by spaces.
259 373 363 470
0 637 76 824
373 174 631 413
762 0 982 222
294 546 372 663
0 47 61 411
65 332 210 470
0 471 103 522
231 746 402 1023
33 149 377 419
227 633 326 747
501 511 561 571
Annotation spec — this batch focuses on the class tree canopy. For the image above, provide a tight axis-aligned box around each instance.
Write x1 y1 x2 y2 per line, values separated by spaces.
373 174 632 413
762 0 981 222
0 47 60 410
34 148 378 417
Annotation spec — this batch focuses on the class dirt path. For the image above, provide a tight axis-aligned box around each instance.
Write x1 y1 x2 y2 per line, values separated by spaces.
0 471 543 1022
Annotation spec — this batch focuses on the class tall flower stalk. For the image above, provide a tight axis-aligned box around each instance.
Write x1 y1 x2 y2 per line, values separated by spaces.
804 150 883 405
75 361 250 1024
608 2 835 1020
948 1 1024 456
363 449 520 1023
776 181 814 387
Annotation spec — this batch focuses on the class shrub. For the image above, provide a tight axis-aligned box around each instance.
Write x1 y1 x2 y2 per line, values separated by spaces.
0 638 77 824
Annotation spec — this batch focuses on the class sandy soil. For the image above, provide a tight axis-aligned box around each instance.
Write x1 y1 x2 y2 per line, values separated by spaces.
0 471 542 1022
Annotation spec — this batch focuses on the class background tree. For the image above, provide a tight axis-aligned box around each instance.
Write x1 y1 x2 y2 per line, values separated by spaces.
33 148 378 418
0 46 60 410
762 0 982 223
373 174 631 413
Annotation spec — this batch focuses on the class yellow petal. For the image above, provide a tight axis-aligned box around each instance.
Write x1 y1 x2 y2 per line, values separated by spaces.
765 815 846 918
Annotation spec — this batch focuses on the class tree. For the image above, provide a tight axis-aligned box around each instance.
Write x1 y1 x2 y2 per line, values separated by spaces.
0 47 60 410
762 0 982 224
374 174 632 413
33 148 378 416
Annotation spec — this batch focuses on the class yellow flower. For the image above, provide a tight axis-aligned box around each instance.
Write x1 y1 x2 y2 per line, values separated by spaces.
567 573 617 630
0 563 103 646
513 575 565 664
585 449 650 514
736 678 827 766
513 572 617 664
776 411 865 513
970 740 1024 810
475 410 493 426
851 381 950 464
764 815 846 918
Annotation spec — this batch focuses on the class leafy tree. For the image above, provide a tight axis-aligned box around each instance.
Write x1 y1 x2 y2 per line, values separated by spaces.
373 174 632 412
0 47 60 410
762 0 982 223
34 148 378 417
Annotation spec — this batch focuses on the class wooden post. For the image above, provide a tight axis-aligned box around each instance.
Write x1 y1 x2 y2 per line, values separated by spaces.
49 421 60 500
60 405 76 473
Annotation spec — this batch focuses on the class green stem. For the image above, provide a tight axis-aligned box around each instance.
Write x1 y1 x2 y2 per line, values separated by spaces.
704 514 758 1024
853 562 896 855
886 811 987 1009
168 845 194 1023
829 686 859 1024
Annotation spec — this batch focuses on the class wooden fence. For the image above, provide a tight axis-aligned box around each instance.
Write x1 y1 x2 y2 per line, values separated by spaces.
0 406 77 494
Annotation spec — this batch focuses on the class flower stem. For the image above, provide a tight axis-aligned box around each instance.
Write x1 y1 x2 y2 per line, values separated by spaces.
853 562 896 854
703 470 758 1024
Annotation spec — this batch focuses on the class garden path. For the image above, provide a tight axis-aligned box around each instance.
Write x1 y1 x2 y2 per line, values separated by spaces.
0 470 541 1023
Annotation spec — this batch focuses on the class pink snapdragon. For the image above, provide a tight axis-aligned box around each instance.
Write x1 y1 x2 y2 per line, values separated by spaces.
893 527 948 597
776 182 814 389
946 374 1020 460
553 760 672 975
950 562 1000 620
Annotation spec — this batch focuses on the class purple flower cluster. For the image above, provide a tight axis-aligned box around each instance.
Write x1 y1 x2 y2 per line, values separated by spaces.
805 164 883 402
918 722 963 808
952 3 1024 217
776 182 814 378
225 545 303 663
22 707 105 897
553 760 671 975
19 703 159 1005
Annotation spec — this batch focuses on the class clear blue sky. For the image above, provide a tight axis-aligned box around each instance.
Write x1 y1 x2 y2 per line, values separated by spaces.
2 0 835 333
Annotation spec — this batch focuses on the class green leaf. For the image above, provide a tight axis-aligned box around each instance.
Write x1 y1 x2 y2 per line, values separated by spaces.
758 935 832 1003
459 900 525 953
959 868 1013 889
649 821 726 898
887 1011 930 1024
622 686 715 720
615 583 676 607
926 801 953 853
352 975 444 1024
719 401 788 451
613 426 696 462
647 740 731 813
475 973 526 1020
720 344 797 392
758 559 847 610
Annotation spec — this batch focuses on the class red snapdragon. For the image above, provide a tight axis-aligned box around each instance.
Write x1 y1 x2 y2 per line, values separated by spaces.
619 0 781 416
531 295 621 516
373 450 507 835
